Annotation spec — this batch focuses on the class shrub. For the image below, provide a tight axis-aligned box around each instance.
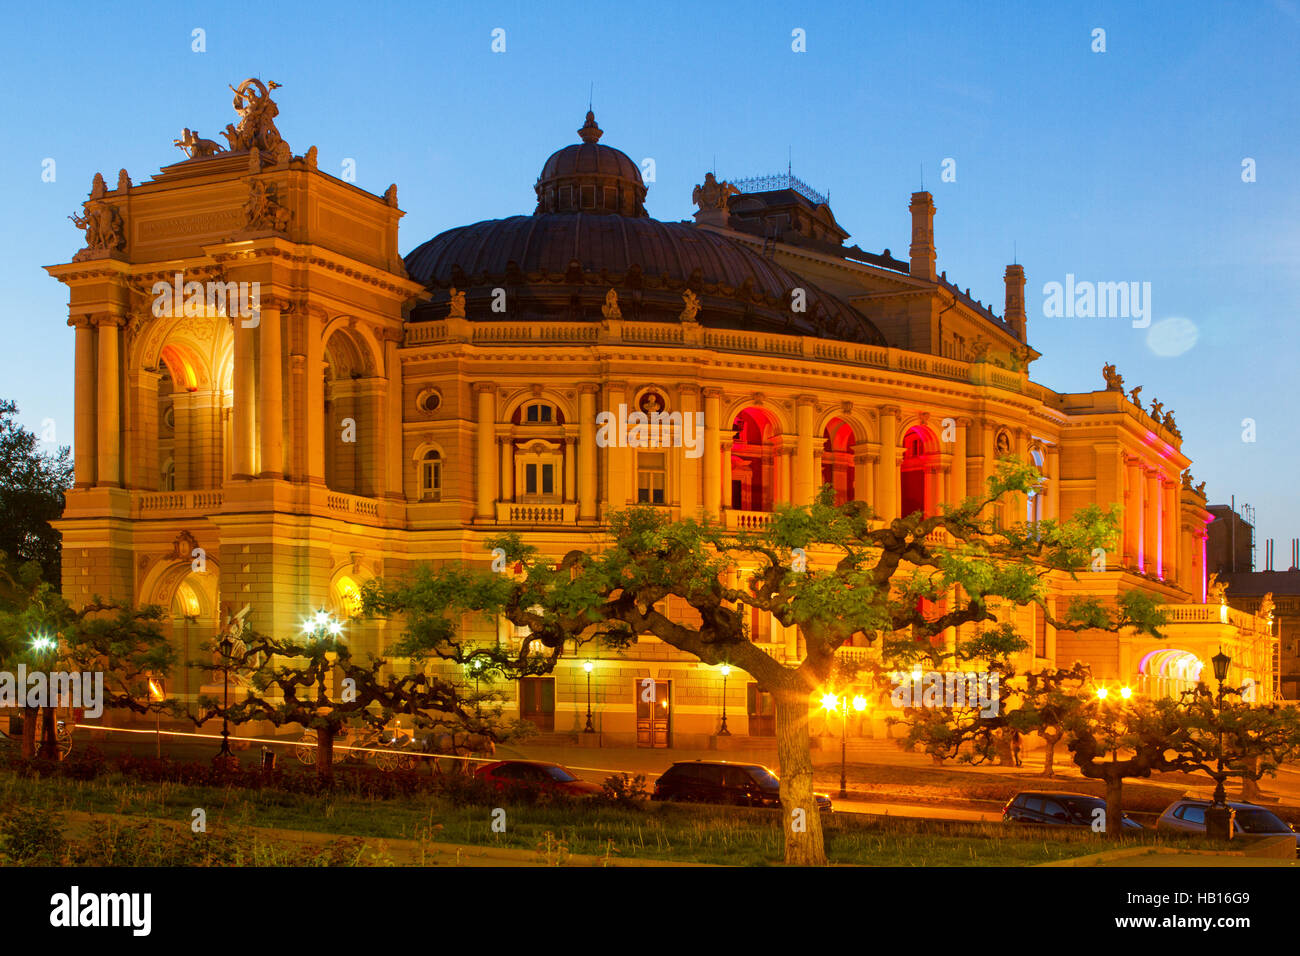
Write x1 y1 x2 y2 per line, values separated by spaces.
599 773 649 809
0 804 67 865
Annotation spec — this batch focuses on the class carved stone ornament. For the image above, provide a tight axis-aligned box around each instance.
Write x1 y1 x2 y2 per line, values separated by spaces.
174 128 223 159
447 287 467 320
680 289 701 323
243 180 291 232
1102 363 1124 391
601 288 622 320
69 202 126 261
692 172 740 210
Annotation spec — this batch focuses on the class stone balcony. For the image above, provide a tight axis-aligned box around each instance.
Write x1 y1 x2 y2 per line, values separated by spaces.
495 501 578 526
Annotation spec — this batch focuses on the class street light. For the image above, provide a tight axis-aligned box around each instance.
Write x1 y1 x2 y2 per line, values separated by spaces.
1206 647 1234 840
216 632 234 761
718 665 732 736
582 660 595 733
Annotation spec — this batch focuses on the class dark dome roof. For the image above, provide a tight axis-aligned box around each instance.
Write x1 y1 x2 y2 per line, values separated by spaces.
534 112 647 217
404 214 886 345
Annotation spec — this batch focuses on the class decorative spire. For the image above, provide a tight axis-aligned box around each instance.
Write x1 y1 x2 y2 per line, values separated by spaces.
578 110 602 144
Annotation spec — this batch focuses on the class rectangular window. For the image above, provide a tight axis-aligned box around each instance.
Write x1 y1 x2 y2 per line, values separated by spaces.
581 185 596 209
526 463 538 495
541 463 554 495
559 186 572 208
637 453 666 504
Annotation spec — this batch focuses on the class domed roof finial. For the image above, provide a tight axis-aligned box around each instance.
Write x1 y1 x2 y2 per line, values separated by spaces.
578 110 602 144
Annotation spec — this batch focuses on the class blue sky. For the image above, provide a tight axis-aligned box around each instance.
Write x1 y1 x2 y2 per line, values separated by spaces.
3 0 1297 558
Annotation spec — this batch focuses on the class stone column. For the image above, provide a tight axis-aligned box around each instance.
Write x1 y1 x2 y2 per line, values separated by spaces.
1123 456 1142 568
95 314 122 486
257 302 284 479
231 315 257 479
776 441 793 505
474 384 496 520
1163 479 1178 585
794 396 816 505
878 406 899 521
578 384 598 520
720 434 734 511
703 388 722 517
679 385 700 516
606 382 629 508
853 444 872 505
72 317 97 487
126 367 159 491
1045 444 1060 520
951 417 968 502
171 391 195 490
499 436 514 502
1144 468 1160 576
305 312 326 484
382 329 404 498
563 436 576 504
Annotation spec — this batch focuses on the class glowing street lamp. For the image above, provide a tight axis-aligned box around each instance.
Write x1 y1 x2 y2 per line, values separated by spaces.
1119 686 1133 700
582 660 595 733
1207 647 1234 839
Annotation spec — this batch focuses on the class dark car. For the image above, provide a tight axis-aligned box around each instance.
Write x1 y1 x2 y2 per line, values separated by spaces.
474 760 602 798
651 760 832 811
1156 799 1300 851
1003 791 1142 830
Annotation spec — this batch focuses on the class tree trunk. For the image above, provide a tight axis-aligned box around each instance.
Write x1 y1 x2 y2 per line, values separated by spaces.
1041 733 1058 778
1104 773 1124 840
773 688 827 866
316 726 335 782
19 708 36 759
38 707 58 760
1239 774 1261 802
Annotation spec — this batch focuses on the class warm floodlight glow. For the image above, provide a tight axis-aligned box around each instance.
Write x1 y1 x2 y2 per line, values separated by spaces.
720 664 731 677
1120 686 1133 699
852 695 868 712
148 679 164 700
583 660 594 673
911 666 923 682
1096 687 1109 700
821 692 839 712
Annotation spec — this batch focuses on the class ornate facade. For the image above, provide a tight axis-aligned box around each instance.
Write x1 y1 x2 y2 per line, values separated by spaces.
48 82 1276 746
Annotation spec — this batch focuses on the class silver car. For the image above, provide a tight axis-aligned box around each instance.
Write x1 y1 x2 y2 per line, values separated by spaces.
1156 799 1300 852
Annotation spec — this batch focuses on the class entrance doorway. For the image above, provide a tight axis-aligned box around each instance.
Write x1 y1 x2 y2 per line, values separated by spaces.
635 679 672 748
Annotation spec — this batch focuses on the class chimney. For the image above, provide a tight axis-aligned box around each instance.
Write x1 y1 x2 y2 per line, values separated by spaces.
909 191 936 281
1004 264 1027 341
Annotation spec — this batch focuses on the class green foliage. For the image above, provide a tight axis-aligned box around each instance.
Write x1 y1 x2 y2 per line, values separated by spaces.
0 803 66 864
0 400 72 586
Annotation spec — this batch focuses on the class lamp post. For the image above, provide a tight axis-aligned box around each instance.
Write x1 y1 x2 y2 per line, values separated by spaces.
1206 647 1234 840
148 678 165 759
583 660 595 733
217 633 234 761
718 665 731 736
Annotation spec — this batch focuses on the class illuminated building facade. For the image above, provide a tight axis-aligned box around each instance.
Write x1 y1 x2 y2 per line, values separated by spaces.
48 82 1275 745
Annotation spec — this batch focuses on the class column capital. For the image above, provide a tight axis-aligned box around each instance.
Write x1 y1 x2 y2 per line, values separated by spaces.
472 381 498 396
578 382 602 395
89 311 125 329
955 416 973 428
880 404 901 417
702 387 727 401
377 324 404 345
795 394 818 408
677 382 702 399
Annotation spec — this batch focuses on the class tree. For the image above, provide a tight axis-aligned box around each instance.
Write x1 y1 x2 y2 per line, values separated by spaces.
366 459 1125 865
1064 695 1189 839
190 617 503 782
1006 663 1093 777
1166 684 1300 804
0 400 72 586
0 553 173 759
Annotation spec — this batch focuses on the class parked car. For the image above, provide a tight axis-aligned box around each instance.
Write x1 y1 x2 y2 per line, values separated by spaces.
651 760 832 811
474 759 603 797
1002 791 1142 830
1156 799 1299 851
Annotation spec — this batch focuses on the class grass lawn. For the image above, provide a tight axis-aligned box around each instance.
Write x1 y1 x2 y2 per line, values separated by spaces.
0 765 1228 866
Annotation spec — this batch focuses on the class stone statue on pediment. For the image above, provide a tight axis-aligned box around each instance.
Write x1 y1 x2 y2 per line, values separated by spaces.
692 172 740 211
680 289 701 323
1148 398 1164 420
1128 385 1142 409
602 288 622 320
1102 363 1124 391
447 287 467 319
1208 572 1228 605
69 203 125 260
222 78 292 164
174 128 224 159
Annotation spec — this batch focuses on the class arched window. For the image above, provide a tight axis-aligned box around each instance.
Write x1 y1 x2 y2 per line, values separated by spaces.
523 402 556 424
1027 447 1045 528
161 458 176 492
730 408 777 511
900 426 938 518
420 450 442 501
821 418 856 505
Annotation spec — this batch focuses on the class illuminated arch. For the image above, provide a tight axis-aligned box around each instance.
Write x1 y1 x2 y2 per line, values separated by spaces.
1137 648 1204 699
730 406 780 511
900 424 940 518
821 416 857 505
